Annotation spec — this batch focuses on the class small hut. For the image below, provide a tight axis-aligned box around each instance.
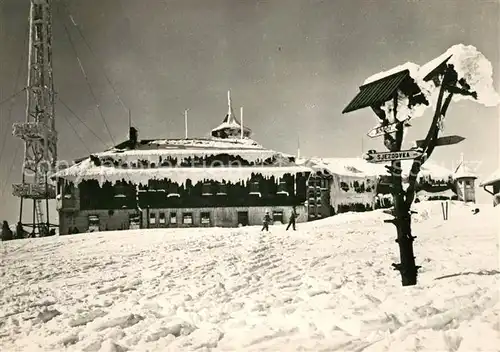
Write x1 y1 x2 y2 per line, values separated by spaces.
453 155 477 203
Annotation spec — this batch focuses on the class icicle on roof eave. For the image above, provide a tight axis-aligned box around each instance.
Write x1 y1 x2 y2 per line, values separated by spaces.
53 165 312 187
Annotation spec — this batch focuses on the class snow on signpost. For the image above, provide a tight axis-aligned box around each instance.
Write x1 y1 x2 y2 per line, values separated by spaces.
342 43 500 287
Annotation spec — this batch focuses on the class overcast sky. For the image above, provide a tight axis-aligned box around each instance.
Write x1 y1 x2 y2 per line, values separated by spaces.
0 0 498 223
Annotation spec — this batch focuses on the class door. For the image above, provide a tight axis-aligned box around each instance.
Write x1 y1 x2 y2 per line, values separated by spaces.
237 211 249 226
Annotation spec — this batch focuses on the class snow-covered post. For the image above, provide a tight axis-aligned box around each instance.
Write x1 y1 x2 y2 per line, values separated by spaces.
342 45 499 286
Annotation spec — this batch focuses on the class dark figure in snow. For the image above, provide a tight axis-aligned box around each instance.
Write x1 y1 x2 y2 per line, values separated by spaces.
1 220 13 241
261 211 272 232
15 222 27 239
286 206 298 231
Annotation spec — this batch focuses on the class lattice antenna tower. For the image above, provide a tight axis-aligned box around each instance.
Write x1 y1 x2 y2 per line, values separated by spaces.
12 0 57 236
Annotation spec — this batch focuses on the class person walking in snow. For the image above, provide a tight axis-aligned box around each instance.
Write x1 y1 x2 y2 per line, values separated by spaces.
15 221 26 239
286 206 298 231
261 211 272 232
1 220 13 241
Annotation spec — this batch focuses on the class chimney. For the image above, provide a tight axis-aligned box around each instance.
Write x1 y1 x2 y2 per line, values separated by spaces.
129 127 138 149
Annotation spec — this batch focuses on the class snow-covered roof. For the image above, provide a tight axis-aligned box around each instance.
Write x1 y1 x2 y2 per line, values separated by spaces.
350 44 499 123
453 162 477 180
300 157 453 182
211 120 251 134
88 137 293 166
53 161 311 187
134 137 261 150
52 134 306 185
363 62 420 86
211 90 251 135
479 168 500 187
301 157 385 178
416 188 456 199
98 148 282 165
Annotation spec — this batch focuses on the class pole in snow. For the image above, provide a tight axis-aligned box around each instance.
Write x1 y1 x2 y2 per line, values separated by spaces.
240 106 244 139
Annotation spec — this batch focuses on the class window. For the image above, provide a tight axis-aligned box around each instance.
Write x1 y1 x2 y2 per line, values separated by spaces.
249 180 261 196
272 210 284 224
465 180 472 187
182 212 193 225
320 179 328 190
340 182 349 192
88 215 100 232
167 182 180 198
129 214 141 230
149 212 156 224
277 178 289 196
202 182 213 196
63 182 73 198
170 212 177 224
308 178 318 188
159 212 166 224
201 212 211 225
216 182 227 196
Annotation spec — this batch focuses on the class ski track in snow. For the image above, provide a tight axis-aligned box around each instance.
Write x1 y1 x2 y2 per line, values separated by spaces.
0 202 499 352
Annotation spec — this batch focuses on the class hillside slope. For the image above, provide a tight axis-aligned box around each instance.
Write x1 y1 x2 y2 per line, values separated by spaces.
0 202 498 351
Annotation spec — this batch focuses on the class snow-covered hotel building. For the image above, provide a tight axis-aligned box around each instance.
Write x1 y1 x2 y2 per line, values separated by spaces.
52 93 459 234
53 95 311 234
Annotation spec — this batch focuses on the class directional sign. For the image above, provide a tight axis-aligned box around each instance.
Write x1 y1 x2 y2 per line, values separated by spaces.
363 149 423 163
367 118 411 138
414 135 465 148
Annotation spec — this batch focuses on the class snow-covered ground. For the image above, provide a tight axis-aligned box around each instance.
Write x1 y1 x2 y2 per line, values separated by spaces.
1 201 498 352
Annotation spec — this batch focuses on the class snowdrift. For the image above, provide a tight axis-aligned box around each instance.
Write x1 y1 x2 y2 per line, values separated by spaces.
0 201 498 351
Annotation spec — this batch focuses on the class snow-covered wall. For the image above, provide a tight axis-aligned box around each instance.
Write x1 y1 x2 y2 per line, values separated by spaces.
330 174 378 212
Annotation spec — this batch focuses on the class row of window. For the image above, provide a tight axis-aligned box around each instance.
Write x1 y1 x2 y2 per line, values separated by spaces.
143 179 293 196
148 211 211 225
308 178 329 189
85 208 292 231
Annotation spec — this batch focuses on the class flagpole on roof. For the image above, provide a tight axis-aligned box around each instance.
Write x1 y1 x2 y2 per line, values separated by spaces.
184 109 189 139
227 90 232 118
297 135 300 159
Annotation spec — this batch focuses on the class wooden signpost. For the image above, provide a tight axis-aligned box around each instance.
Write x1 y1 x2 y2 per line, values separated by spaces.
367 118 411 138
414 135 465 148
363 149 423 163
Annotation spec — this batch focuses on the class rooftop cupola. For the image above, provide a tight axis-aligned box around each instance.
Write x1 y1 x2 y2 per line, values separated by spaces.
211 90 252 139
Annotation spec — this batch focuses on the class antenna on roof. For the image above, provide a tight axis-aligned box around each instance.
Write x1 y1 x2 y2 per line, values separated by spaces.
455 152 465 173
184 109 189 139
227 90 233 118
240 106 244 140
297 135 301 159
128 109 132 129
